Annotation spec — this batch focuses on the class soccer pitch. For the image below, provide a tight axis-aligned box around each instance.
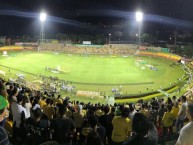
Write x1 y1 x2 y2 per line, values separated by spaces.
0 51 185 95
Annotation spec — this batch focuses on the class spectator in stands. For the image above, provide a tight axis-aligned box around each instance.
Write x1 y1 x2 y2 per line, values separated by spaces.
25 108 51 145
0 81 8 127
51 99 57 118
85 130 103 145
110 106 115 117
176 102 193 145
177 98 181 106
115 104 124 116
158 98 165 108
74 101 80 112
172 102 180 124
51 104 76 144
139 104 150 117
176 96 187 133
43 98 55 120
112 107 131 145
151 98 159 111
30 96 34 105
73 104 84 131
22 95 32 118
95 104 104 118
66 106 73 119
99 105 113 145
11 93 27 128
32 98 41 111
166 97 173 106
161 104 175 137
148 121 158 145
11 94 27 143
128 104 136 119
172 96 177 105
0 80 8 99
39 96 47 108
6 84 14 97
81 114 106 143
149 107 158 125
63 98 73 118
0 95 11 145
9 86 18 103
124 113 157 145
86 106 95 117
55 95 63 105
158 104 166 125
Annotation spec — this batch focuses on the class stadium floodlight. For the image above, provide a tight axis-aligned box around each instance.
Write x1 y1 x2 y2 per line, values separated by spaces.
136 11 143 46
40 12 47 22
136 11 143 22
39 12 47 46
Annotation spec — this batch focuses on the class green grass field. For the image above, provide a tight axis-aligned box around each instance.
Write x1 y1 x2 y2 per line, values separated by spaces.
0 50 185 97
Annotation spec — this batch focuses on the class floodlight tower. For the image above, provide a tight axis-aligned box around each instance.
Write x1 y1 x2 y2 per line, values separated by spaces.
108 33 111 53
39 12 47 43
136 11 143 46
109 33 111 45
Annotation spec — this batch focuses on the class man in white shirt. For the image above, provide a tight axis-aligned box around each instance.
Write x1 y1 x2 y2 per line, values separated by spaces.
11 94 27 144
176 102 193 145
11 94 27 128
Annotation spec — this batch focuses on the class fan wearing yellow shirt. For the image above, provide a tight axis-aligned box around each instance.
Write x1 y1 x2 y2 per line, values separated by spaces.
172 102 180 121
112 107 132 144
42 98 55 120
39 96 47 108
162 104 175 137
55 95 63 105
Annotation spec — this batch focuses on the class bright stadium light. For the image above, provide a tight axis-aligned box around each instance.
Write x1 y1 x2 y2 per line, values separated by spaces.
136 11 143 22
136 11 143 46
39 12 47 46
40 12 47 22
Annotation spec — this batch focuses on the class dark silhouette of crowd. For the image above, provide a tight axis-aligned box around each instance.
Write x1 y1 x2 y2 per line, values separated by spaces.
0 77 193 145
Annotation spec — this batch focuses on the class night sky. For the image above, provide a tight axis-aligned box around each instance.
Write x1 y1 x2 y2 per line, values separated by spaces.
0 0 193 37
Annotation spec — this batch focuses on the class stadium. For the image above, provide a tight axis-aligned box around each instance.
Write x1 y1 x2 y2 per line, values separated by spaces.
1 2 193 145
1 41 193 145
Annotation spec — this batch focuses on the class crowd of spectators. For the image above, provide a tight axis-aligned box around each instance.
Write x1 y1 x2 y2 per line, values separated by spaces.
38 43 136 55
39 43 64 52
0 77 193 145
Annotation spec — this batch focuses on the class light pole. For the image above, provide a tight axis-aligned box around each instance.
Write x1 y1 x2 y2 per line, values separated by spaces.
39 12 47 44
109 33 111 45
136 11 143 46
108 33 111 54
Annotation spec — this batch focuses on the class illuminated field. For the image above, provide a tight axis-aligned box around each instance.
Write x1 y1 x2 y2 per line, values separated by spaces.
0 51 184 95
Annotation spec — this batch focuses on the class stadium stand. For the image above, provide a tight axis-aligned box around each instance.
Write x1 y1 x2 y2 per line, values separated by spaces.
38 43 137 54
0 76 193 145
